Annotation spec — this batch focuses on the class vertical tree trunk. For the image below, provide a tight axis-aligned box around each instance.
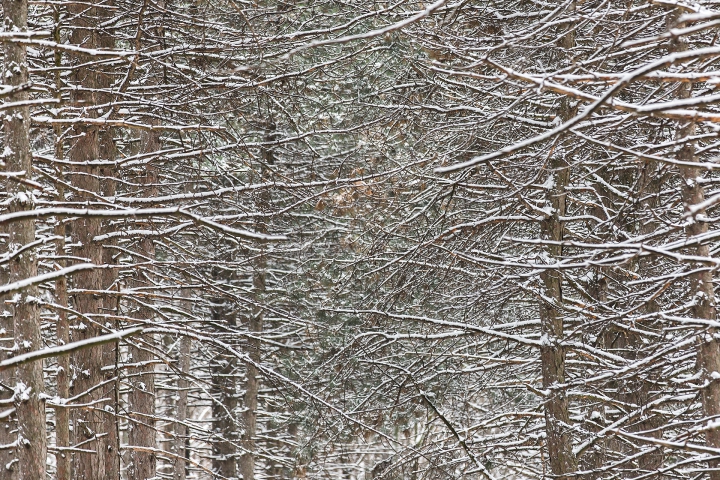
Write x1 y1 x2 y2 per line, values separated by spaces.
2 0 47 476
680 107 720 479
0 242 17 477
99 130 121 479
663 9 720 478
51 8 71 478
127 129 160 480
211 298 238 479
127 317 157 480
67 2 119 476
55 174 71 480
241 270 263 480
0 202 16 477
675 60 720 480
67 122 107 480
173 332 191 480
241 123 274 480
538 30 577 479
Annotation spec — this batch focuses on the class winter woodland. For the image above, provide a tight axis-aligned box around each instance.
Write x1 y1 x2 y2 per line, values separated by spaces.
3 0 720 479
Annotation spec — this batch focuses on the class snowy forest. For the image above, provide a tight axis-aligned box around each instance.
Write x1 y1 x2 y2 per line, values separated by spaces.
4 0 720 479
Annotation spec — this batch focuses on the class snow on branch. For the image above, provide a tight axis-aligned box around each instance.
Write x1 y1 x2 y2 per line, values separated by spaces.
32 116 223 132
0 328 143 372
0 263 95 296
284 0 447 58
435 45 720 173
0 207 286 241
8 39 135 57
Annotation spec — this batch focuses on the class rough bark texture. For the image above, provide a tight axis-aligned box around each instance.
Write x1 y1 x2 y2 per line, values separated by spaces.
100 127 121 478
55 185 71 480
127 130 160 480
241 270 263 480
663 9 720 478
538 29 577 479
67 124 110 480
582 160 664 475
538 156 576 478
0 247 16 479
173 332 191 480
211 297 239 479
50 13 71 478
2 0 47 476
128 330 156 480
67 2 119 477
241 127 273 480
677 74 720 480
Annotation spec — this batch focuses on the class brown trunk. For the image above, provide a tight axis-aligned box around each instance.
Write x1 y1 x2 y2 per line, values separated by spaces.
538 29 577 479
128 130 160 480
67 126 110 480
100 127 121 479
211 298 238 479
676 71 720 480
52 8 72 479
67 2 119 476
98 96 120 475
0 222 16 478
173 332 191 480
0 240 16 478
682 122 720 477
241 271 263 480
55 174 71 480
663 9 720 478
127 325 156 480
241 125 274 480
2 0 47 476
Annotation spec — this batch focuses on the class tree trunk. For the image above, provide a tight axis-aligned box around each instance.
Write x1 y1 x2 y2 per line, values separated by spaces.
241 271 262 480
67 2 119 476
55 177 71 480
662 9 720 478
2 0 47 476
173 332 191 480
241 123 274 480
100 127 121 479
675 61 720 480
538 30 577 479
0 239 17 479
680 110 720 479
51 9 72 478
127 129 160 480
127 326 156 480
211 298 238 479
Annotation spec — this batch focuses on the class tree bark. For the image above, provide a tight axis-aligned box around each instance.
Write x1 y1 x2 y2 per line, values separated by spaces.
0 238 17 478
675 63 720 480
127 129 160 480
2 0 47 476
55 174 71 480
211 298 238 479
51 9 72 478
662 9 720 478
241 270 262 480
241 123 274 480
127 329 156 480
538 29 577 479
67 2 119 476
680 109 720 479
173 331 191 480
